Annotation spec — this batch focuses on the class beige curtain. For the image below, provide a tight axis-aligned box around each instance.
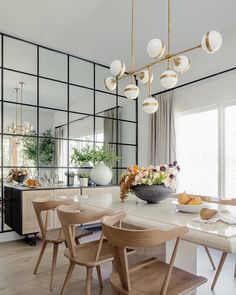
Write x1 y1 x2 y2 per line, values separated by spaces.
149 91 176 165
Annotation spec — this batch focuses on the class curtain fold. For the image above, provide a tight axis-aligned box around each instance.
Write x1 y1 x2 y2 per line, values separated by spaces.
149 91 176 165
54 127 65 167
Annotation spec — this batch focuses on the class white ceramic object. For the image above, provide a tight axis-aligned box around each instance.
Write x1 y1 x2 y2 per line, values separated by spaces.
79 177 88 187
139 69 154 85
90 161 112 185
172 200 209 213
160 70 178 89
142 97 158 113
146 38 165 58
110 60 126 76
201 31 222 53
124 84 139 99
104 77 117 91
172 55 191 73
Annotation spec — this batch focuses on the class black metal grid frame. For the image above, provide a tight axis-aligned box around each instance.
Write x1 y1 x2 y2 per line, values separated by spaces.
0 32 139 233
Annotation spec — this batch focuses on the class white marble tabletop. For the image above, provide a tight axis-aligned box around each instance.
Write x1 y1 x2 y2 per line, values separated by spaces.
76 192 236 253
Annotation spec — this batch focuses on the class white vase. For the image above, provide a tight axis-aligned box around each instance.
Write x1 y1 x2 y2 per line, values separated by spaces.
90 161 112 185
79 178 88 187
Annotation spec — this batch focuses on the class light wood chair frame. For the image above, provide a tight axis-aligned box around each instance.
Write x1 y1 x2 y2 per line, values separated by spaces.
57 204 114 295
101 211 197 295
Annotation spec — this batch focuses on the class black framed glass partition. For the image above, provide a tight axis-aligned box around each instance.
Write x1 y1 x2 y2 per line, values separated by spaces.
0 32 138 233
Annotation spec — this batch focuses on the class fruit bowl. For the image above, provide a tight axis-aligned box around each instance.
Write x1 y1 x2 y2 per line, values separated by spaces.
172 199 209 213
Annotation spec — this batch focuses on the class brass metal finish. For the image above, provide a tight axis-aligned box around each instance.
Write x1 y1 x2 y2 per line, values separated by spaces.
160 73 177 79
125 87 138 92
142 102 158 107
206 32 213 52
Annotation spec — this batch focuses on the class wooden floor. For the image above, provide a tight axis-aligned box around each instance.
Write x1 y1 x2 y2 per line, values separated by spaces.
0 234 236 295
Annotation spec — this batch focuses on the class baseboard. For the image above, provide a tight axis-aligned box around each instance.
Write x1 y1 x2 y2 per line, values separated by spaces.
0 231 23 243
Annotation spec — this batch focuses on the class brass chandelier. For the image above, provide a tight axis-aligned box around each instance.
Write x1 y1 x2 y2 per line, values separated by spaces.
104 0 223 113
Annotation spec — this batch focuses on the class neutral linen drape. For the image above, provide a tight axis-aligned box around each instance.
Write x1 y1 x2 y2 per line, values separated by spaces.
54 127 65 167
149 91 176 165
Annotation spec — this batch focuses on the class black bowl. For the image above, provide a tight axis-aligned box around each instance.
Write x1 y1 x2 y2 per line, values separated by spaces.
15 175 27 183
132 184 172 204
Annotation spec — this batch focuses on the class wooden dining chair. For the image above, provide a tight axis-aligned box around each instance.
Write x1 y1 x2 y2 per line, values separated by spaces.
32 198 92 291
57 204 115 295
101 211 207 295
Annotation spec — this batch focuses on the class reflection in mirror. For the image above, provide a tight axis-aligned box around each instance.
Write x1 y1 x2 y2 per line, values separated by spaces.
39 48 67 81
38 168 67 186
39 108 68 138
121 145 136 167
4 70 37 105
120 121 136 144
39 78 67 110
95 92 116 117
95 65 110 92
4 37 37 74
4 102 37 135
70 57 93 88
69 85 93 114
95 117 119 143
69 140 94 167
118 96 136 122
69 113 94 140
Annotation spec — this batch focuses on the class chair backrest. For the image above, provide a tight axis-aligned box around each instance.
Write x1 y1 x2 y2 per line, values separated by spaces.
101 211 189 294
32 198 74 238
57 204 114 260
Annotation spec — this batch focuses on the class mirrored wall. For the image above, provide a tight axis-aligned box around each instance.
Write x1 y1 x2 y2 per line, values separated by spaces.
0 33 138 232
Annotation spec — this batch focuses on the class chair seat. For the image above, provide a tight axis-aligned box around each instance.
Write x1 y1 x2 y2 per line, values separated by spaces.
64 239 113 267
45 227 92 243
110 257 207 295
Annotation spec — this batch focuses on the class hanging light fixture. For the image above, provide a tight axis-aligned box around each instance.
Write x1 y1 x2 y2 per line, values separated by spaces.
142 67 158 114
8 82 33 140
104 0 222 114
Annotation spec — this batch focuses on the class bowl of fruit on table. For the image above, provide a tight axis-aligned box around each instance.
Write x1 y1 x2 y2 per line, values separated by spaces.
172 192 209 213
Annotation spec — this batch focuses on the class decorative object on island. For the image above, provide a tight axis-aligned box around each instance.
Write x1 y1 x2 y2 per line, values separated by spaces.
71 145 120 186
6 168 28 183
78 172 89 187
104 0 222 114
22 129 54 166
119 161 180 203
24 178 41 188
8 82 33 143
65 171 75 186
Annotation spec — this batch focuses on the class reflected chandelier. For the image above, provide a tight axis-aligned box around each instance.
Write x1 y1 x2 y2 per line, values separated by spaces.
104 0 223 113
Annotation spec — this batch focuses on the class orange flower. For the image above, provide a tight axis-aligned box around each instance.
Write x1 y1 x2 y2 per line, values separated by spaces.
132 165 139 174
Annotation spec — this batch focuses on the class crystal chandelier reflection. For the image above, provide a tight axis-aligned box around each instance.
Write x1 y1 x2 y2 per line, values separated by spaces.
8 82 33 137
104 0 223 114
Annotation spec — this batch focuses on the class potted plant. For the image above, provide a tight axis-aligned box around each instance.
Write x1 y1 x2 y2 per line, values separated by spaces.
78 172 89 187
65 171 75 186
119 161 180 203
90 145 120 186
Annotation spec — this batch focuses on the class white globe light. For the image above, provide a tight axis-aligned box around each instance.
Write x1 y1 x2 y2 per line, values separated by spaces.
110 60 126 76
172 55 191 73
142 97 159 114
147 39 165 58
201 31 222 53
104 77 117 91
124 84 139 99
160 70 178 89
139 69 154 85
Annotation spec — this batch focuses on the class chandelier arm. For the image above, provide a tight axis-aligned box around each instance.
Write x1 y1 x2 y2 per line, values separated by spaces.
117 44 201 81
131 0 135 83
167 0 171 69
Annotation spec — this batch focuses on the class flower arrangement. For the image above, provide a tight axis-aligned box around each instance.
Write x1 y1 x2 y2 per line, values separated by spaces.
6 168 29 183
119 161 180 202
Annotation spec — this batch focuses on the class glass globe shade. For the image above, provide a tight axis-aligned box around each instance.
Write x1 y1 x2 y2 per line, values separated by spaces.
124 84 139 99
146 39 165 58
104 77 117 91
160 70 178 89
142 97 158 114
201 31 222 53
110 60 126 76
139 69 154 85
172 55 191 73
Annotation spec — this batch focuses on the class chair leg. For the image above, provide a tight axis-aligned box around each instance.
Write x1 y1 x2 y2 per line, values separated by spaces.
96 265 103 288
60 262 75 295
33 241 47 274
204 246 216 270
211 252 228 290
85 267 93 295
50 243 59 291
75 238 80 245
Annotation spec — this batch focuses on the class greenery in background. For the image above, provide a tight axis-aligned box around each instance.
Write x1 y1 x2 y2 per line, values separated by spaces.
65 171 75 177
22 129 54 166
71 144 120 168
78 172 90 178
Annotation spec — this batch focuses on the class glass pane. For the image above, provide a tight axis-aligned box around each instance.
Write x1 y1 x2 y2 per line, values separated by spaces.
225 105 236 198
4 70 37 105
120 121 136 144
69 85 93 114
4 102 37 134
3 135 37 167
95 65 110 92
120 145 136 167
95 92 116 118
4 37 37 74
70 57 93 88
176 109 218 197
39 48 67 81
118 96 136 122
39 108 67 138
38 168 67 185
39 78 67 110
69 140 94 167
69 113 94 140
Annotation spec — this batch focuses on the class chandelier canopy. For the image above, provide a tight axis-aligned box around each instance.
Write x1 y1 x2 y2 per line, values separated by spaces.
104 0 222 114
